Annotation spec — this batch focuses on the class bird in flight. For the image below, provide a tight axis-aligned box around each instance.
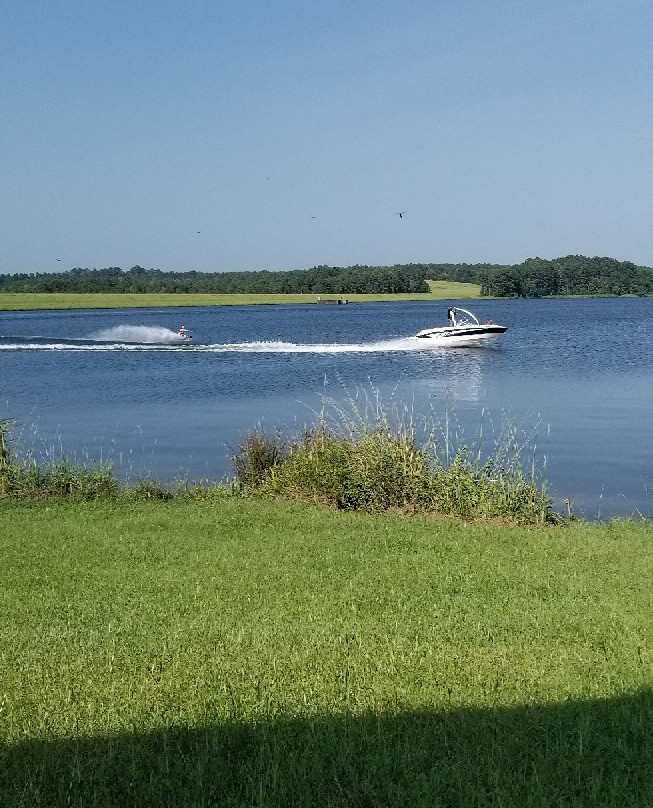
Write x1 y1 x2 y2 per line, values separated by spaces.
395 211 407 219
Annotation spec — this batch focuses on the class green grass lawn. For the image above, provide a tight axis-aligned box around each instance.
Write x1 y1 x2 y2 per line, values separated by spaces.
0 281 481 311
1 496 651 806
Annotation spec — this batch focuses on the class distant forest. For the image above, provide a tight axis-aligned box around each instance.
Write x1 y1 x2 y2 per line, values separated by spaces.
477 256 653 297
1 255 652 297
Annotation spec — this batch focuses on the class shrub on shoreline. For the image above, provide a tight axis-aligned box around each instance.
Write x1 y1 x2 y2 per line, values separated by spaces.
232 423 555 525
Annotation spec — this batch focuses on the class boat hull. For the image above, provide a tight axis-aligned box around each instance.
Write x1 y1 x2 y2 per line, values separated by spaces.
412 324 506 347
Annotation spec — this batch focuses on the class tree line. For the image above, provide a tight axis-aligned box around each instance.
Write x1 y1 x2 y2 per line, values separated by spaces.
477 255 653 297
0 264 430 295
1 256 651 297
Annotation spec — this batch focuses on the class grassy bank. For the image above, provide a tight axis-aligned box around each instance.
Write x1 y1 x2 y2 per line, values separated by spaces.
0 281 481 311
0 415 553 525
1 495 652 806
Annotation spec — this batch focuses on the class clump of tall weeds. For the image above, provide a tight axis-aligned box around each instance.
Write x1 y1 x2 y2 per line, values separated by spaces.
231 402 555 525
231 426 289 489
264 424 434 512
0 421 8 468
428 450 552 524
0 419 118 501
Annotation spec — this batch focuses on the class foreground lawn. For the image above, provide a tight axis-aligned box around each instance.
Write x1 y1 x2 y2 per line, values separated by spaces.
0 282 481 311
1 497 652 806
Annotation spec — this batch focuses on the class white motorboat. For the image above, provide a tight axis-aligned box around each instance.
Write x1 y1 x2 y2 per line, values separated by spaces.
413 307 506 347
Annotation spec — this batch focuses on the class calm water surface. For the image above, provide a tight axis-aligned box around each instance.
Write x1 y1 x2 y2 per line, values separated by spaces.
1 297 651 519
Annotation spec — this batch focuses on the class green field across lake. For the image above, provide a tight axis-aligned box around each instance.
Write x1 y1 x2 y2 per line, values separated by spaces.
1 496 651 806
0 281 481 311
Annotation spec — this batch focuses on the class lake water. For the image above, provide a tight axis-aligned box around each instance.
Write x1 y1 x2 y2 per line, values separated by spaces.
1 297 652 520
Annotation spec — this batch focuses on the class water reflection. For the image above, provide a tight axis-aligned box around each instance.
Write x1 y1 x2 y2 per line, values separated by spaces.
407 348 486 404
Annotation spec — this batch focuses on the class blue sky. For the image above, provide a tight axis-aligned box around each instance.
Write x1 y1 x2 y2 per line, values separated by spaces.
2 0 652 273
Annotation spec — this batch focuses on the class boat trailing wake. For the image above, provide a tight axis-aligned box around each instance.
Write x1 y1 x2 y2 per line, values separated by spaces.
0 323 471 352
0 336 436 353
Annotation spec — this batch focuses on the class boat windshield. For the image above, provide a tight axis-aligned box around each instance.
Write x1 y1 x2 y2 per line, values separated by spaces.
451 308 480 326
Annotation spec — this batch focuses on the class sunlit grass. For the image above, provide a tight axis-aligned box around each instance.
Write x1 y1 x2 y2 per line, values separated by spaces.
0 282 481 311
0 496 652 806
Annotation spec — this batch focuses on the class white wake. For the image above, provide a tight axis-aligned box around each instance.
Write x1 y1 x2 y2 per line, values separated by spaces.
0 324 457 352
90 325 183 343
0 337 445 352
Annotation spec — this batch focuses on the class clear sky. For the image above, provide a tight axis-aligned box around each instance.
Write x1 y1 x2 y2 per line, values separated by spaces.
2 0 652 273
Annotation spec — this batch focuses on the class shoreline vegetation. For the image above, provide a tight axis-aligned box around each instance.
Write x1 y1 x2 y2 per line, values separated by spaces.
1 255 652 309
0 416 553 525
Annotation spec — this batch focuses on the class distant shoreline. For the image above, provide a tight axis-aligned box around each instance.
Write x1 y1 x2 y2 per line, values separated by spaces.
0 281 481 311
0 286 649 311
